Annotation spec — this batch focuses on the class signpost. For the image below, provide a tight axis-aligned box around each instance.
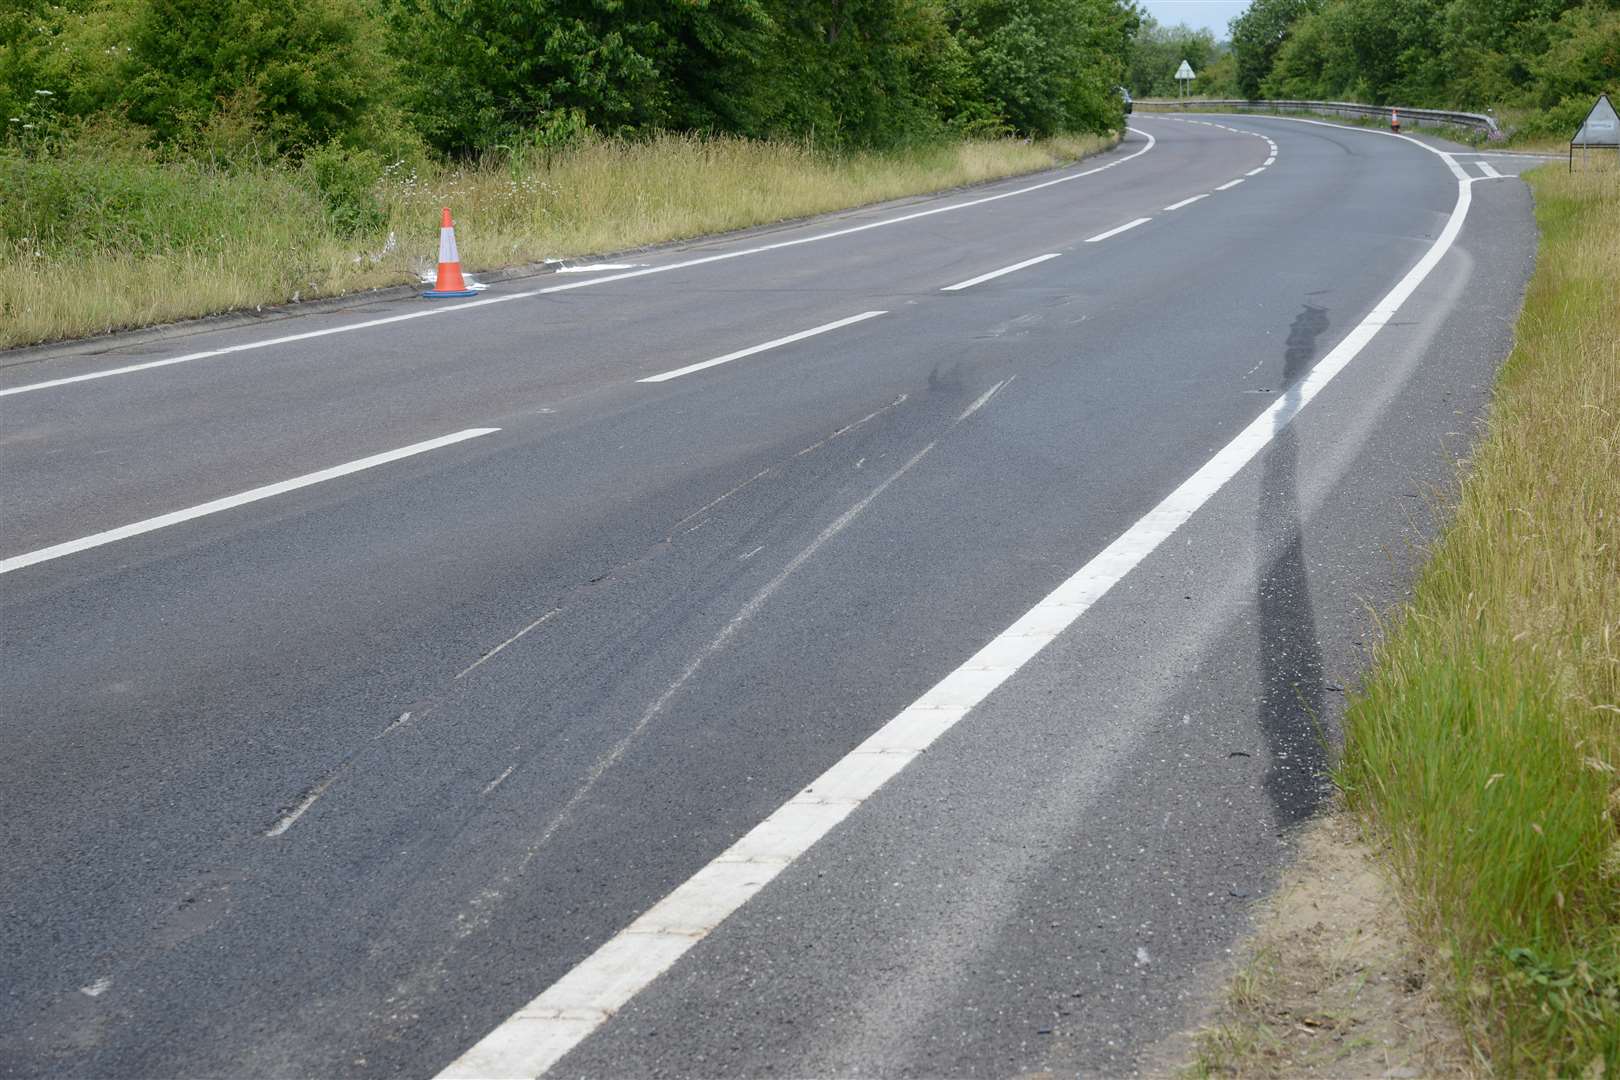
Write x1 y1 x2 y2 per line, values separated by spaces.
1175 60 1195 100
1570 93 1619 171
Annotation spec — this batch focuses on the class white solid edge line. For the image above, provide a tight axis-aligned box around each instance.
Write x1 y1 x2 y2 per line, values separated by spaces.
1084 217 1152 243
0 428 499 575
1215 178 1246 190
1162 194 1210 211
1246 167 1267 176
1 131 1159 399
941 253 1061 292
637 312 887 383
438 132 1480 1080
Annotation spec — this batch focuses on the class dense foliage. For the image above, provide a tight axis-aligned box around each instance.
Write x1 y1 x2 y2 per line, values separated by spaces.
3 0 1135 162
1124 14 1238 97
1224 0 1619 135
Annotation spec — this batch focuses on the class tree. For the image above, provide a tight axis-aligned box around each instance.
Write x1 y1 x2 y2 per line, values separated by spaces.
120 0 399 152
1126 14 1218 96
1229 0 1319 98
383 0 771 155
948 0 1135 136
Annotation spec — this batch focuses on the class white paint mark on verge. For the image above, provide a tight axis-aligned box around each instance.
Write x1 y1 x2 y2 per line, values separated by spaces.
1215 178 1246 191
2 132 1159 399
957 378 1009 421
457 610 563 680
438 127 1480 1080
1084 217 1152 243
0 428 499 575
551 264 644 273
483 766 517 796
793 395 907 460
638 312 886 383
265 771 342 838
940 253 1060 292
1162 194 1209 211
380 711 414 737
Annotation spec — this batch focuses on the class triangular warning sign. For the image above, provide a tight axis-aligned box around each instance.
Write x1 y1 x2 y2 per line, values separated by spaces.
1573 93 1619 147
1175 60 1196 81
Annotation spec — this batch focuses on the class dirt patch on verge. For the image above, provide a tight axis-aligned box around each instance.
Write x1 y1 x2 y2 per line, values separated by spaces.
1153 813 1474 1079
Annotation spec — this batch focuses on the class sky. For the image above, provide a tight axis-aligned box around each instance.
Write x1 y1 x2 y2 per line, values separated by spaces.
1137 0 1252 38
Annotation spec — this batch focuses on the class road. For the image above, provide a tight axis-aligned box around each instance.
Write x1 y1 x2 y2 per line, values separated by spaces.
0 116 1537 1078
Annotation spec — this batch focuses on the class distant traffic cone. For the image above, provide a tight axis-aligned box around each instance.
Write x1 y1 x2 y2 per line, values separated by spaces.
422 207 478 298
1390 109 1401 133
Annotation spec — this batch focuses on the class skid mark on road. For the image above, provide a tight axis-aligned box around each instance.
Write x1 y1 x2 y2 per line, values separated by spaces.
441 115 1484 1080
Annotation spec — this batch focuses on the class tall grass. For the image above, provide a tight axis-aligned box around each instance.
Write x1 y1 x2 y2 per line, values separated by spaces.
1 131 1113 348
1339 165 1619 1073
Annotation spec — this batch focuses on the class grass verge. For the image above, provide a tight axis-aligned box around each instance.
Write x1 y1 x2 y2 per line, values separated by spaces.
1338 165 1619 1073
2 131 1115 349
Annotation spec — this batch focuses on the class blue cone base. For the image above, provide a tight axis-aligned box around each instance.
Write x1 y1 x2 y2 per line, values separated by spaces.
422 288 479 299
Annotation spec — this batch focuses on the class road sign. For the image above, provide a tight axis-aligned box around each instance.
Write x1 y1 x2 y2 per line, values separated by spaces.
1175 60 1195 100
1573 93 1618 146
1570 93 1619 171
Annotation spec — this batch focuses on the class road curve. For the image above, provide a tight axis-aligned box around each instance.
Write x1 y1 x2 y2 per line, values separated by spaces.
0 116 1535 1078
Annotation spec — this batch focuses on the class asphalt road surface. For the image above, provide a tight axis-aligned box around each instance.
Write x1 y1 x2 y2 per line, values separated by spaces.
1 116 1539 1078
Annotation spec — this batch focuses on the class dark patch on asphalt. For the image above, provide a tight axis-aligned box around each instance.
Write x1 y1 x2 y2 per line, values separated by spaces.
1256 303 1334 826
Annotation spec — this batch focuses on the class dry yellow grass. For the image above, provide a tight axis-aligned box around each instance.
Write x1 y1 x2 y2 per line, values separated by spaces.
2 132 1114 348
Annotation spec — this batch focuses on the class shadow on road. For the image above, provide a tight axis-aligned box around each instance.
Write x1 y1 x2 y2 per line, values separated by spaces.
1256 304 1332 827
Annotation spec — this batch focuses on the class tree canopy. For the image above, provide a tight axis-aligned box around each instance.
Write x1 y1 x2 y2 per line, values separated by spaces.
4 0 1137 159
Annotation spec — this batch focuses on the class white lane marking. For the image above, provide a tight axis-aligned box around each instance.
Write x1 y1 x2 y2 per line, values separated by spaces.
1231 114 1473 182
2 133 1159 399
940 254 1060 292
1215 178 1246 191
1475 161 1504 179
439 124 1481 1080
0 428 499 575
1264 156 1277 165
1163 194 1210 211
1246 167 1266 176
637 311 886 384
551 264 643 273
80 978 112 998
1084 217 1152 243
457 609 564 680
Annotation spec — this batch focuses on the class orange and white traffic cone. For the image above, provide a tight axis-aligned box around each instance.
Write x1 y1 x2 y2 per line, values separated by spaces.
1390 109 1401 133
422 207 478 298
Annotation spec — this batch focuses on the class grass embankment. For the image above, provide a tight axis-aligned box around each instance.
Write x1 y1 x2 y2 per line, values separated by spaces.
1340 165 1619 1073
1 131 1113 349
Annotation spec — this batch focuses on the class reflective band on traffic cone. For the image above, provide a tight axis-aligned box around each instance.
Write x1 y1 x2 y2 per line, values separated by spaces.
1390 109 1401 133
423 207 478 298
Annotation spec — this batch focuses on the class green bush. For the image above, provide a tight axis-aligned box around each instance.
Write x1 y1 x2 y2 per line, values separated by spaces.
303 143 385 235
1 147 325 258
